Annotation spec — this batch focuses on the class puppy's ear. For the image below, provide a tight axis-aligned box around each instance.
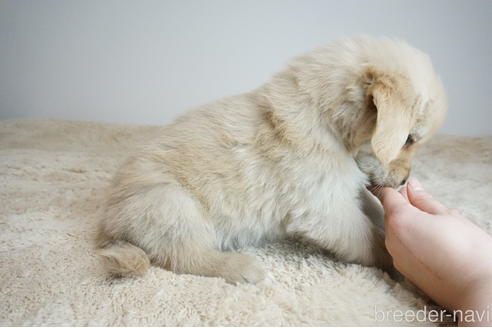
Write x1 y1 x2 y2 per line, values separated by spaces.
364 68 414 164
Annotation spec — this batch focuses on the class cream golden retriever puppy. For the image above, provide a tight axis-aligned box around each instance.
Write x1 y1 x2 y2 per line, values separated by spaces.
97 36 447 283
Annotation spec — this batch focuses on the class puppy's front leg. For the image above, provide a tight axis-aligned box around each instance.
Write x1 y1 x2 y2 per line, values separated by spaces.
287 202 392 271
359 187 385 230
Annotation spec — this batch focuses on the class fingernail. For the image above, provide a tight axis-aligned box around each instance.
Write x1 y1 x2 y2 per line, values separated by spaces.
408 178 424 191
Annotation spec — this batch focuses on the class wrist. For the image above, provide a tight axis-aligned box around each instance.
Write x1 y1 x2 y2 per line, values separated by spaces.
457 274 492 326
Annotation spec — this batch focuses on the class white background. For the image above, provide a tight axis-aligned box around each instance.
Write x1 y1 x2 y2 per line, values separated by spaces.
1 0 491 135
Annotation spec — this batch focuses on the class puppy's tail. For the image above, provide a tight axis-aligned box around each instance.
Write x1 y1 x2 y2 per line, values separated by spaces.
97 239 150 277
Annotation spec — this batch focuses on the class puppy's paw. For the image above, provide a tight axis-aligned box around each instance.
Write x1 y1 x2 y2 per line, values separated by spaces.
219 253 266 284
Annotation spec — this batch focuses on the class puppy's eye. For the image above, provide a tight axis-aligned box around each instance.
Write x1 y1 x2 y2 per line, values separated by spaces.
404 135 415 147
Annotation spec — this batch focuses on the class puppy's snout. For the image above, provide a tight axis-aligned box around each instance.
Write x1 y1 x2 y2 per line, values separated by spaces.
400 173 410 186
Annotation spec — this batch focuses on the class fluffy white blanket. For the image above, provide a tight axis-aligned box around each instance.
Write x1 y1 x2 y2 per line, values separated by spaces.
1 119 491 326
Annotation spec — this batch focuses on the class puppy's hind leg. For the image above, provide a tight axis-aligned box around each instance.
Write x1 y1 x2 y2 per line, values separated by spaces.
172 244 266 284
100 183 265 284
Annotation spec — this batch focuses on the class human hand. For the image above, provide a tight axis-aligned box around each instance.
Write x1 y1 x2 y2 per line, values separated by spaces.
374 178 492 326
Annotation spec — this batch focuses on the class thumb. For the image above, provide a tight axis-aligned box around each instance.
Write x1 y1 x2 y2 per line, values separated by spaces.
374 186 410 215
407 178 449 215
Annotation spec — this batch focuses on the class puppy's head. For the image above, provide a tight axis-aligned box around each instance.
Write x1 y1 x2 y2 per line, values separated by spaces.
352 63 447 188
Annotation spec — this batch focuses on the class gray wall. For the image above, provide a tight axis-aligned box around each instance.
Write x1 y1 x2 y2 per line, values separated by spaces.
1 0 491 136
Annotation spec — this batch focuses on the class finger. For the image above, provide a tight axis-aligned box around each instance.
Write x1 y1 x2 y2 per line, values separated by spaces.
448 208 461 216
406 178 449 215
376 187 410 215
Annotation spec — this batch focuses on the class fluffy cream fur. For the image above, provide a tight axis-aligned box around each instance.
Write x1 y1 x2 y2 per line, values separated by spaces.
97 36 447 283
1 119 491 326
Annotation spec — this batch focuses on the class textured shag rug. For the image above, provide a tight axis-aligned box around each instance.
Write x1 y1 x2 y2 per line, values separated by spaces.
1 119 491 326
